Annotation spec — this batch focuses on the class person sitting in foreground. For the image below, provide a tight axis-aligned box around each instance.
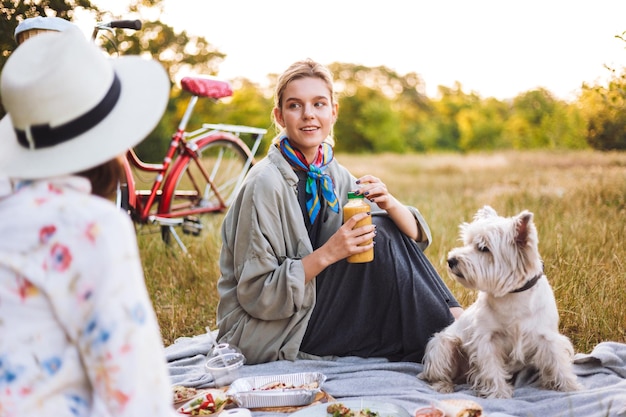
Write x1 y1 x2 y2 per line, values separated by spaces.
216 59 462 365
0 30 179 416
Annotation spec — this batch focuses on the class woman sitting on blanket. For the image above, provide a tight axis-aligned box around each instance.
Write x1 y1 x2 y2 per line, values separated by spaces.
0 30 178 416
216 59 463 365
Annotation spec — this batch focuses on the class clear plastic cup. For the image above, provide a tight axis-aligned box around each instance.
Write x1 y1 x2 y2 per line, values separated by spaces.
205 343 246 387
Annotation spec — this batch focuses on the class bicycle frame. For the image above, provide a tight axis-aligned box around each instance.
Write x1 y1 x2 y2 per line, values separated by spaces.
119 79 266 252
122 122 263 224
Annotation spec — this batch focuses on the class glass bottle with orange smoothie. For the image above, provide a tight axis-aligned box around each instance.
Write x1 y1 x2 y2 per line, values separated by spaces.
343 191 374 263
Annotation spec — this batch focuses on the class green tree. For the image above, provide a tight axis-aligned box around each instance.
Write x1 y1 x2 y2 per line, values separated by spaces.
457 97 508 151
508 89 556 148
504 88 588 150
425 83 481 151
578 69 626 150
563 105 588 149
334 85 403 153
328 62 429 153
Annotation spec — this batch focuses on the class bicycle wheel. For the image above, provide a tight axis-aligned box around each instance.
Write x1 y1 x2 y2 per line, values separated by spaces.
158 132 253 243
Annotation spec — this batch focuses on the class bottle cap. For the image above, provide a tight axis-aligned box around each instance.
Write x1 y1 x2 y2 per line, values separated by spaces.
347 191 363 199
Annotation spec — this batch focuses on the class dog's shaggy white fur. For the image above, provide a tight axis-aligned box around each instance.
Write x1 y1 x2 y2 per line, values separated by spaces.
418 206 581 398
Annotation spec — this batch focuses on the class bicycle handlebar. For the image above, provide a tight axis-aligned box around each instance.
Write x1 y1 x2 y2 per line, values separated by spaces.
98 19 142 31
91 19 142 43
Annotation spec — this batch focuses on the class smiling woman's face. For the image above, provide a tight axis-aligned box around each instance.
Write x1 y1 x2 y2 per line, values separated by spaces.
273 76 337 163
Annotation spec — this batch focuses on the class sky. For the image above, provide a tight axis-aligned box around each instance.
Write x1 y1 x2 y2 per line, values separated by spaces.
90 0 626 100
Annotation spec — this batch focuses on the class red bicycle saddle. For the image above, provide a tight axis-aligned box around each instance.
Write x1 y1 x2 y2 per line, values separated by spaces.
180 76 233 99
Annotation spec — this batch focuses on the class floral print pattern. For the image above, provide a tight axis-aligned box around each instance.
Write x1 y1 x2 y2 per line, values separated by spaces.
0 177 177 417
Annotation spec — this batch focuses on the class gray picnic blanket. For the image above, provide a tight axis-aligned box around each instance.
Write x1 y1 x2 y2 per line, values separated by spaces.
165 333 626 417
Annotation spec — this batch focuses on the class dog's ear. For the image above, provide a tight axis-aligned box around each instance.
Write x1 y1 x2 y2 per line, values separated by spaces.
514 210 534 246
474 205 498 220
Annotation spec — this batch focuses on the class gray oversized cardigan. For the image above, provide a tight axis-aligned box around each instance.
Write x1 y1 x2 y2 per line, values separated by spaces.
216 145 432 364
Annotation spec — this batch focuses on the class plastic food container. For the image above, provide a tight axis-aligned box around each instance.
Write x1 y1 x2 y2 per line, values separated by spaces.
226 372 326 408
205 343 246 387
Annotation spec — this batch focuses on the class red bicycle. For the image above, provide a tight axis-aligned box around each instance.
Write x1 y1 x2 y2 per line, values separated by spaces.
95 20 267 252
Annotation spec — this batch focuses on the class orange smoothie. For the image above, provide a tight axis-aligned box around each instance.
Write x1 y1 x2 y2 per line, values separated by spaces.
343 192 374 263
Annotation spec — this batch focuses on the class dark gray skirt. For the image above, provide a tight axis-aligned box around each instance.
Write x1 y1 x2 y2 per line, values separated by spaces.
299 214 458 363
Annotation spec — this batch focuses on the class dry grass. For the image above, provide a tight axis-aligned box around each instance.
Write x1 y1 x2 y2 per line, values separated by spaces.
140 150 626 354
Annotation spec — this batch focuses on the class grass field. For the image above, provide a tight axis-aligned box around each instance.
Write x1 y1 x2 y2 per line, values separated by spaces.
138 150 626 354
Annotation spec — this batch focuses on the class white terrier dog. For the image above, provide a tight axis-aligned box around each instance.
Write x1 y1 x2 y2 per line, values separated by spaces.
418 206 581 398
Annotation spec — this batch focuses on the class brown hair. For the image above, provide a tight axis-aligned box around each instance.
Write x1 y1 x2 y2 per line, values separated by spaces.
76 157 125 199
272 59 337 145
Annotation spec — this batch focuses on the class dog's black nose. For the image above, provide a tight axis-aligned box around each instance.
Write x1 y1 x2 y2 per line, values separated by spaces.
448 258 458 269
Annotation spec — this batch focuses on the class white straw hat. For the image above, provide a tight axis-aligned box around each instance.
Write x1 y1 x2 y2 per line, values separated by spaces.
0 30 170 179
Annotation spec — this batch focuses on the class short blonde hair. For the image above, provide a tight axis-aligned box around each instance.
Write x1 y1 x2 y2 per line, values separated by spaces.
272 59 336 146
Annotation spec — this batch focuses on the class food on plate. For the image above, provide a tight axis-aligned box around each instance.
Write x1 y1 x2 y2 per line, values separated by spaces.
227 373 325 408
255 380 320 390
436 399 483 417
327 402 380 417
178 392 228 415
414 405 444 417
173 385 199 404
327 403 353 417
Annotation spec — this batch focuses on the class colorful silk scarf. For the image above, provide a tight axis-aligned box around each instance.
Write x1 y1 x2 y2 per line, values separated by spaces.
279 136 339 224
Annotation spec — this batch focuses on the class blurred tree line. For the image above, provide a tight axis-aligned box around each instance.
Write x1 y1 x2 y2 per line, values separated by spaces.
2 0 626 159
